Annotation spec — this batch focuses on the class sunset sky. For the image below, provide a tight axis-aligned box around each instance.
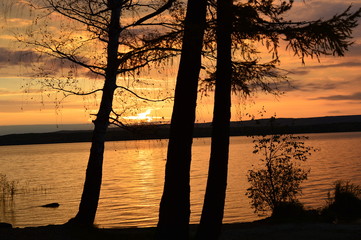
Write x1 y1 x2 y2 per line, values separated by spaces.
0 0 361 130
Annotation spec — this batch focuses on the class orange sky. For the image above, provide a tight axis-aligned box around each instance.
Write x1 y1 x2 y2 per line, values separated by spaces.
0 0 361 128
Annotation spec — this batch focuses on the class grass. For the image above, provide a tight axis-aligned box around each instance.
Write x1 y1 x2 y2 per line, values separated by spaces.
0 173 50 216
256 180 361 224
0 174 17 201
322 180 361 222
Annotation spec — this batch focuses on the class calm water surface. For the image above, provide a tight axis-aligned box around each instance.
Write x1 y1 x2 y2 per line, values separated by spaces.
0 132 361 228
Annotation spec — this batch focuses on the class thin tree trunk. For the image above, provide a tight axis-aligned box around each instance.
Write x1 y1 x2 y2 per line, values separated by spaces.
66 1 121 227
157 0 207 239
196 0 233 238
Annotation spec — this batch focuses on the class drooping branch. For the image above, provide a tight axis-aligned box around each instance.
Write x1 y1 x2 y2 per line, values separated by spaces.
116 85 174 102
200 58 288 97
45 0 110 30
282 6 361 62
199 2 361 96
117 47 181 74
50 47 106 76
16 36 106 76
115 28 183 73
46 85 103 96
233 4 361 63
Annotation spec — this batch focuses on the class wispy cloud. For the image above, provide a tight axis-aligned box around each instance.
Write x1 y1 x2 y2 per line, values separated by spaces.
0 99 27 112
288 1 361 21
346 43 361 56
287 60 361 75
284 79 351 92
310 92 361 101
4 17 32 28
0 47 95 79
0 87 44 96
300 62 361 70
0 47 41 67
289 69 310 76
0 88 20 96
327 110 343 114
0 97 88 113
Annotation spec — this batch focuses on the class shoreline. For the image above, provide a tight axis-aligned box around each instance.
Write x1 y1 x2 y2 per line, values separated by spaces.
1 115 361 146
1 221 361 240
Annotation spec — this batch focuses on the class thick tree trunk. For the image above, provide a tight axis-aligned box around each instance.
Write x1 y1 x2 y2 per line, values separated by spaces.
66 1 121 227
196 0 233 239
157 0 207 239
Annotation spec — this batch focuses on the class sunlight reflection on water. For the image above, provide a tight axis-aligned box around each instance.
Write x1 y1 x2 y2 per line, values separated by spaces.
0 132 360 228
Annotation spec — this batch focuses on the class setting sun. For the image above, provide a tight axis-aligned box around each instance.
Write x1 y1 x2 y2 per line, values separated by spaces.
124 109 153 122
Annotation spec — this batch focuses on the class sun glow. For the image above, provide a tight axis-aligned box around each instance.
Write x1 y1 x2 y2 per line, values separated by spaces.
124 109 153 122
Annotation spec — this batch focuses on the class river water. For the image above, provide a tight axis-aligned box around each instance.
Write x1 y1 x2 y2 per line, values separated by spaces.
0 132 360 228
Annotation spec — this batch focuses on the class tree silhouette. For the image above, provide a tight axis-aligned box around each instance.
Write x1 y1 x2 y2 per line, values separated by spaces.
196 0 232 238
246 134 313 215
157 0 207 239
15 0 178 226
197 1 361 239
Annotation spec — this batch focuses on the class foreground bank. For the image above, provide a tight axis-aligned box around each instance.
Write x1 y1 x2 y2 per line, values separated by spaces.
1 222 361 240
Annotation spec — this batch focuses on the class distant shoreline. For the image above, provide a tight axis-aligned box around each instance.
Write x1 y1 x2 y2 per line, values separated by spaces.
1 115 361 146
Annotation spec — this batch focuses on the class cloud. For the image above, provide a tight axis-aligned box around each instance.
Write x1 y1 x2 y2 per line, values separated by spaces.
0 47 95 78
2 17 32 29
296 61 361 70
283 73 361 93
0 88 10 94
287 61 361 75
0 97 88 113
0 88 44 96
310 92 361 101
287 1 361 22
327 110 342 114
0 100 26 112
0 88 24 96
0 47 83 68
344 43 361 56
284 79 346 92
0 47 41 67
288 69 310 76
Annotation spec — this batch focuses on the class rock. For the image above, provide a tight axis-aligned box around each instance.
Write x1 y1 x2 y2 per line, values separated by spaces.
0 222 12 228
41 203 60 208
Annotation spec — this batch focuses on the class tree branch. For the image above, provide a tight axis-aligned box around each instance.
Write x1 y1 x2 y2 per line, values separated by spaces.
129 0 176 27
47 85 103 96
116 85 173 102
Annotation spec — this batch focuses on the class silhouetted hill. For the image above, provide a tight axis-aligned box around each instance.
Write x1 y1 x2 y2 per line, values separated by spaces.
0 115 360 146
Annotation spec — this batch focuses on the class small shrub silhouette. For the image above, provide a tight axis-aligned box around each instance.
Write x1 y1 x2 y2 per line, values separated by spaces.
323 180 361 222
246 134 315 216
272 201 305 219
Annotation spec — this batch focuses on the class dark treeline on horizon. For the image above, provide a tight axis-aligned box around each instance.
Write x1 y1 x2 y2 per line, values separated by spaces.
1 115 360 146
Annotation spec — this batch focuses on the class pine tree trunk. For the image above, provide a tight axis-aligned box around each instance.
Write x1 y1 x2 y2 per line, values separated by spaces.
157 0 207 239
66 1 121 227
196 0 233 238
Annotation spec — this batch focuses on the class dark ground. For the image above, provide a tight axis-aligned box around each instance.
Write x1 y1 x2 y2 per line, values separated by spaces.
1 221 361 240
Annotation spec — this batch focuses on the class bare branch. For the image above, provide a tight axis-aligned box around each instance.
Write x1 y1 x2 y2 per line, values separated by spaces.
45 0 109 32
116 85 173 102
127 0 176 28
47 85 103 96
